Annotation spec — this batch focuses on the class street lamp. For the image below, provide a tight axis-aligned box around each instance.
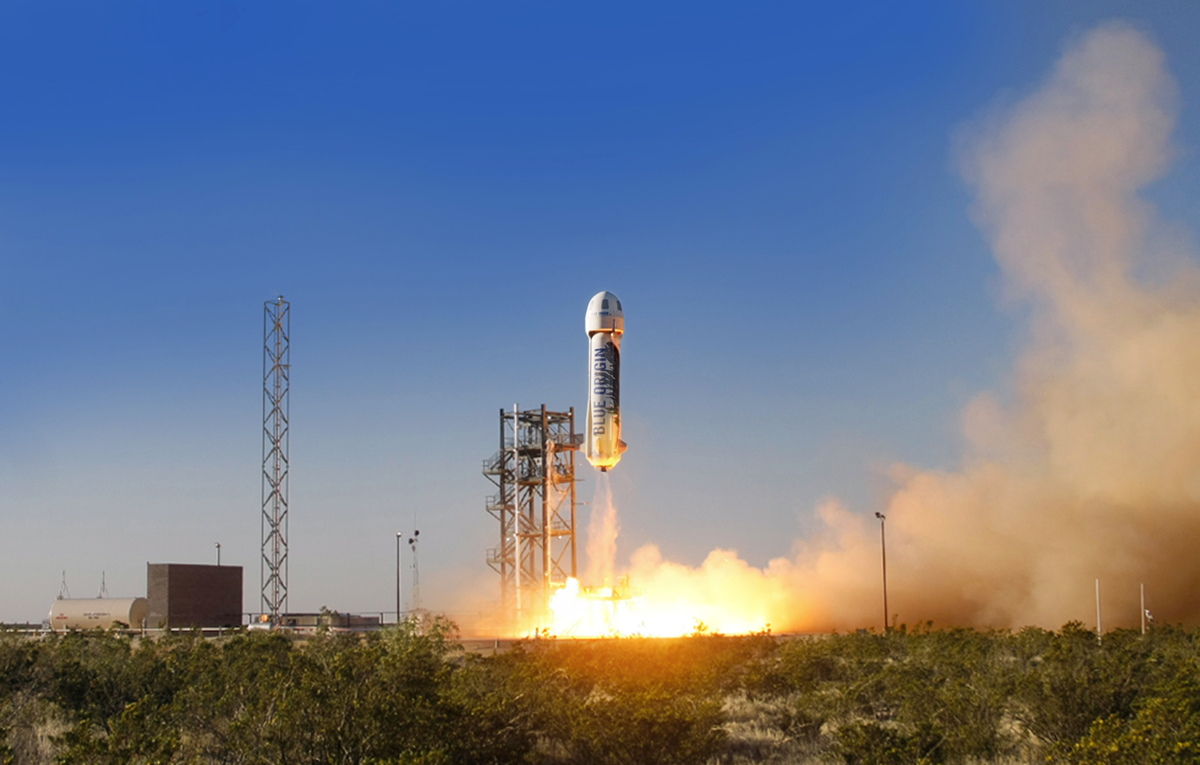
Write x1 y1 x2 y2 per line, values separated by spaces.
215 542 221 566
407 530 420 612
875 512 888 634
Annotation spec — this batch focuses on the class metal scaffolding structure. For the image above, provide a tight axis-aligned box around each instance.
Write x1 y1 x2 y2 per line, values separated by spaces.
483 405 579 627
261 296 290 622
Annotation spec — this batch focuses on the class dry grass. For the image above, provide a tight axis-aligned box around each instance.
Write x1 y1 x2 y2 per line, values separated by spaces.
712 692 829 765
2 692 69 764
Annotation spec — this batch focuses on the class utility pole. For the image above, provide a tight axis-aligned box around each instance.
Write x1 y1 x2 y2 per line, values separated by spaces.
875 512 889 634
408 529 421 612
396 532 403 622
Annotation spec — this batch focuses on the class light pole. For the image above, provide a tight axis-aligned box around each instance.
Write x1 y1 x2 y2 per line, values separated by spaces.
215 542 221 566
875 512 888 634
396 532 402 624
408 530 420 612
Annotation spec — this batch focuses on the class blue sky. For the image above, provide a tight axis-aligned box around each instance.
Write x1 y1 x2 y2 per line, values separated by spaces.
2 2 1199 623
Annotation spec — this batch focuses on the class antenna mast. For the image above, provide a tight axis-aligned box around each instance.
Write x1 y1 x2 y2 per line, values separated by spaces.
261 296 291 622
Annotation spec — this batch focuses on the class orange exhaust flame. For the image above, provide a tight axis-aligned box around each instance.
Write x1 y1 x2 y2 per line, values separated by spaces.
530 464 800 637
536 540 803 637
546 575 778 638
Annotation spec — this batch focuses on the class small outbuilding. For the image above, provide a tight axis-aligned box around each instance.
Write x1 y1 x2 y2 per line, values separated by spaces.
147 563 243 629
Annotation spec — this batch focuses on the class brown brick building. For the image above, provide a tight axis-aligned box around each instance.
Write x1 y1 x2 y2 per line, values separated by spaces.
146 563 242 629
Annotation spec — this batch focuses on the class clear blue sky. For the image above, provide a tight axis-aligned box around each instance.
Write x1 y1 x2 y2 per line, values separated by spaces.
2 2 1199 622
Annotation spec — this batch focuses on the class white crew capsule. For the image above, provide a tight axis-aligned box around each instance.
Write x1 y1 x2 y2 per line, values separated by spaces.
585 291 627 471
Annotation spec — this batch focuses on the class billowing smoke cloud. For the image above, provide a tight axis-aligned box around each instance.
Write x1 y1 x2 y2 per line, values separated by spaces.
866 21 1195 630
594 22 1200 633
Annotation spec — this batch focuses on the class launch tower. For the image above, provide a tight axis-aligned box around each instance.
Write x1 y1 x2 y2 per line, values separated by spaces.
483 406 580 628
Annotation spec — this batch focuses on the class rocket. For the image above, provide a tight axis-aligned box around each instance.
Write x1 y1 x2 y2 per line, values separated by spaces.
585 291 627 471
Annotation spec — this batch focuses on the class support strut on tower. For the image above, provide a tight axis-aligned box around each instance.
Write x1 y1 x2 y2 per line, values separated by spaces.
261 296 290 624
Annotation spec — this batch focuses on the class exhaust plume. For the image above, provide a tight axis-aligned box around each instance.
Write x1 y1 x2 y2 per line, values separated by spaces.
598 22 1200 633
585 473 619 586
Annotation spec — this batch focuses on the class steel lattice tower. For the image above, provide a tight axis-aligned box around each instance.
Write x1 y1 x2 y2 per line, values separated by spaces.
484 405 578 627
261 296 290 622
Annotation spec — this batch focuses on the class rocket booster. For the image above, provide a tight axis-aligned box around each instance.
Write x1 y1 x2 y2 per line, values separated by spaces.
585 291 627 471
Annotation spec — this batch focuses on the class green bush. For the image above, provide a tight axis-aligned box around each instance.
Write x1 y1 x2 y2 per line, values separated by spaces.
1059 657 1200 764
7 621 1200 763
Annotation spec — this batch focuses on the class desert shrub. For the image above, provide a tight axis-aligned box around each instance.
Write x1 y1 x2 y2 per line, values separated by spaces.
719 691 823 764
561 688 723 765
833 719 945 765
0 632 42 700
511 638 730 764
877 628 1021 761
1057 657 1200 764
1012 623 1157 749
31 617 540 764
14 620 1200 763
769 634 843 694
440 651 538 764
151 616 532 764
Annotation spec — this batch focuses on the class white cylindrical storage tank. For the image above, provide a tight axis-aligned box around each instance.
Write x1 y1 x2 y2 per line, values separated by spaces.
47 598 149 631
